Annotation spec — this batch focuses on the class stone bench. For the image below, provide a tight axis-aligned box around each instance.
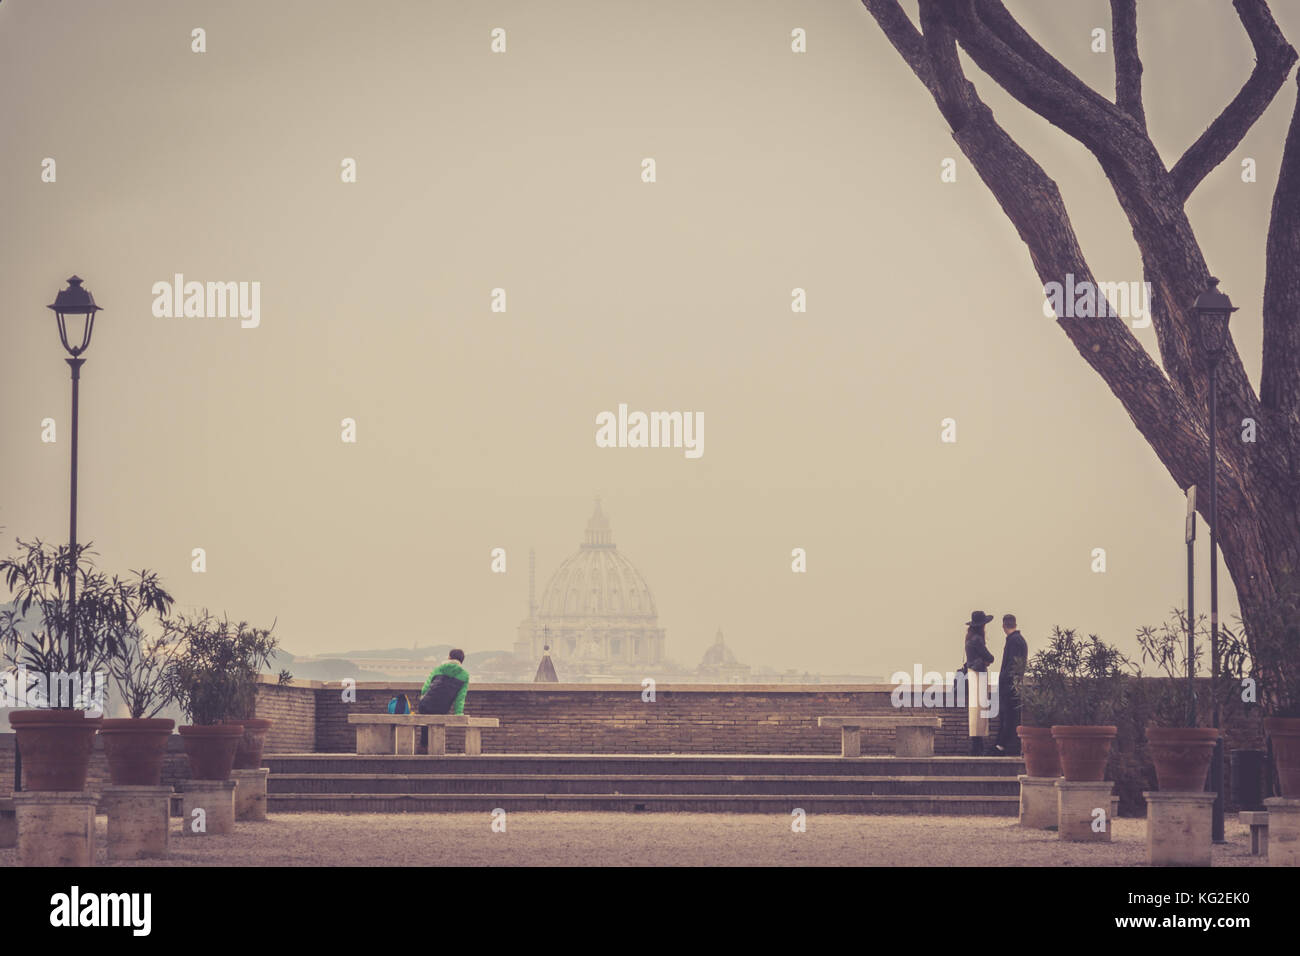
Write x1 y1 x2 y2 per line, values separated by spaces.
347 714 500 755
817 716 944 757
1240 810 1269 856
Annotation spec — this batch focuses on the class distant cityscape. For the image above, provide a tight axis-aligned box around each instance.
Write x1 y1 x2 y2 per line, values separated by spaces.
281 641 884 686
286 500 884 685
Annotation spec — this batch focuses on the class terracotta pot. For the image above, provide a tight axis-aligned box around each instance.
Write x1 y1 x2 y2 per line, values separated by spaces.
9 712 102 790
1264 716 1300 798
177 724 245 780
1017 726 1062 777
1146 725 1219 792
9 709 102 791
228 718 272 770
1051 725 1118 782
99 718 176 786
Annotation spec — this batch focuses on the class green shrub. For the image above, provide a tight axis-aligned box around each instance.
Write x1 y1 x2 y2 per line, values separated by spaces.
164 610 288 725
1020 626 1132 727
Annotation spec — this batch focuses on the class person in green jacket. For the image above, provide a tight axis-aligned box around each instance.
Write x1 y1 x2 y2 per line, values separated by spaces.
417 649 471 751
419 649 470 716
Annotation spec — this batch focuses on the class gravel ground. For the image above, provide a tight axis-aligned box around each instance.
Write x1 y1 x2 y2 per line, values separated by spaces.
0 813 1266 867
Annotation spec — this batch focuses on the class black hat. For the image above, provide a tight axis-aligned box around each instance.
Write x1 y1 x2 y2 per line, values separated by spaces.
965 610 994 627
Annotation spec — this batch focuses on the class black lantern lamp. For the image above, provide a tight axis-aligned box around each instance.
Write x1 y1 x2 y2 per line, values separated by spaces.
47 275 102 356
1192 277 1237 364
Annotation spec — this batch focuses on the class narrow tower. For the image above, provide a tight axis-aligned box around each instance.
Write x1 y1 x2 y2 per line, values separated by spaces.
528 547 536 620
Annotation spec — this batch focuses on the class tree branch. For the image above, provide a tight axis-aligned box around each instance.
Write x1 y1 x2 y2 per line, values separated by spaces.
940 0 1218 406
1111 0 1145 128
1169 0 1296 203
860 0 1228 507
1262 71 1300 439
939 0 1139 165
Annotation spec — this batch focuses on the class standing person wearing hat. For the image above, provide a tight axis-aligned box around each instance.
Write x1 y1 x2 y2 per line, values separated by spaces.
963 611 996 755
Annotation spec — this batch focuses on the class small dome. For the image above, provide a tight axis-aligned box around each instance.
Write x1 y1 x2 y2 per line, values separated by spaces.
700 628 737 666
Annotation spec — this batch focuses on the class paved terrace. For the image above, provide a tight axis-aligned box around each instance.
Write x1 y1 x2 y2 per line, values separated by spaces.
0 812 1265 867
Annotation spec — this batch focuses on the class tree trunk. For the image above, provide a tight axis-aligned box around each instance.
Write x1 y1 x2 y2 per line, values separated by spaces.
862 0 1300 653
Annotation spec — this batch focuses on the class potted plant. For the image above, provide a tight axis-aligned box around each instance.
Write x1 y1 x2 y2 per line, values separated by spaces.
1244 574 1300 797
1020 627 1131 782
1016 688 1063 779
1134 611 1226 792
0 539 170 791
225 623 290 769
101 580 182 786
165 611 284 780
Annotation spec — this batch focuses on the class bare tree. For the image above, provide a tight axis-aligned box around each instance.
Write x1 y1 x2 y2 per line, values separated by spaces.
861 0 1300 641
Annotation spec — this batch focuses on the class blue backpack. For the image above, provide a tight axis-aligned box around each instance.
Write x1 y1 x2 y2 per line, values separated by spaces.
387 694 414 715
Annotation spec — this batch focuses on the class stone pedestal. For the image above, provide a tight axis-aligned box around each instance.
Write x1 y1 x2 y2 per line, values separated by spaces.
180 779 237 836
428 725 448 756
101 785 172 861
1056 779 1115 842
895 725 936 757
464 727 485 756
355 724 394 755
12 791 98 866
231 768 269 822
1240 810 1269 856
1265 797 1300 867
0 798 16 848
1144 791 1215 866
1018 775 1060 828
395 725 416 754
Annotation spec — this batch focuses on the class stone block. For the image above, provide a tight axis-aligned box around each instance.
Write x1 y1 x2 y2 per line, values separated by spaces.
231 768 269 821
1265 797 1300 867
1056 779 1114 843
180 779 237 836
1144 791 1215 866
102 785 172 861
1018 775 1060 829
13 790 97 866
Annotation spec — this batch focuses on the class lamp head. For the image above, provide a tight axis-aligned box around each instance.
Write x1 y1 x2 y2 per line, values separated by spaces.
46 275 103 357
1192 277 1237 363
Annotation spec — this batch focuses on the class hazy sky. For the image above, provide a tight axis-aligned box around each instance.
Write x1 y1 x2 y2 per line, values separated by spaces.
1 1 1291 678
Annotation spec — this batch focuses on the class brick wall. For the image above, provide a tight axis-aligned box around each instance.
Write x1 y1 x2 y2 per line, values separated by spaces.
312 683 984 755
306 678 1270 756
254 681 315 753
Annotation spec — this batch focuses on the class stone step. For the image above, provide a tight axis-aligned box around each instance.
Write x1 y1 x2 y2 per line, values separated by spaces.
264 753 1025 778
266 791 1020 815
267 772 1020 796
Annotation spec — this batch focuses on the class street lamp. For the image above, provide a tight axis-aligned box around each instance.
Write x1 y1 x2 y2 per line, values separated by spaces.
46 276 102 674
1193 276 1236 844
15 276 103 792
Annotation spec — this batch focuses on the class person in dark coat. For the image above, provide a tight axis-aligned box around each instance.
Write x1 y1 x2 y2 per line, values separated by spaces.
993 614 1029 755
962 611 996 755
417 648 471 750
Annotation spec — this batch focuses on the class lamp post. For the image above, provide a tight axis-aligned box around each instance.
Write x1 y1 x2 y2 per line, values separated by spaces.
1185 485 1196 728
10 277 102 794
47 276 102 677
1193 276 1236 844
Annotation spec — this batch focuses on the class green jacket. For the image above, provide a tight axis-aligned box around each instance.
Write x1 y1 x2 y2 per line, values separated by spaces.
421 660 470 715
